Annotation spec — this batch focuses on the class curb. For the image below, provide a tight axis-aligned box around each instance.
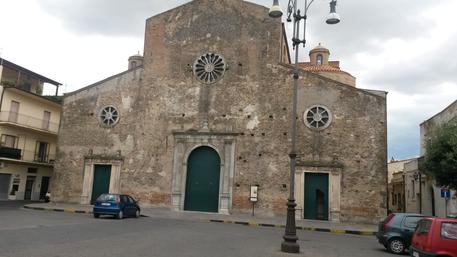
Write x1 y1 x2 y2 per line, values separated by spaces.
208 219 376 236
23 205 149 217
24 205 92 214
23 205 375 236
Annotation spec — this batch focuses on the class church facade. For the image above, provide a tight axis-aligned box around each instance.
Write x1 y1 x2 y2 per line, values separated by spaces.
51 0 387 223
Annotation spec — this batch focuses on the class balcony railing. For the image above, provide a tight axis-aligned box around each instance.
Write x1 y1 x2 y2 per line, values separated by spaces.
0 111 59 133
0 147 55 164
23 150 55 164
0 146 22 160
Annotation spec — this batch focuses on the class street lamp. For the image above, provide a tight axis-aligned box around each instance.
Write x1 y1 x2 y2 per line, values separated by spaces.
269 0 340 253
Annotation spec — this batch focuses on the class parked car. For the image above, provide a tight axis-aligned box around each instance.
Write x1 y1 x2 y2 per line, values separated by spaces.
410 217 457 257
377 213 426 254
93 193 140 219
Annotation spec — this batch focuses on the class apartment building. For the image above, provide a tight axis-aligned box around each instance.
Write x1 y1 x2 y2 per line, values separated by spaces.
0 58 61 200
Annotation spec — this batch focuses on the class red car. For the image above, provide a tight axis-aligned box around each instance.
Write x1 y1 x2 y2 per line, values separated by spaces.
410 217 457 257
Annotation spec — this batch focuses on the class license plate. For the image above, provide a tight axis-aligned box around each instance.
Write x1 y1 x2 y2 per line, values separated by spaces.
101 203 110 206
412 251 419 257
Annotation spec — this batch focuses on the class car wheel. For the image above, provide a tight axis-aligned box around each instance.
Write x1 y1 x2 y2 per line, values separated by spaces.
93 213 100 218
387 238 405 254
135 209 140 218
117 210 124 219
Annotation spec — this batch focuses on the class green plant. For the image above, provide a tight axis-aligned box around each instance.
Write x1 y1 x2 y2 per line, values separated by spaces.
0 80 16 87
421 122 457 190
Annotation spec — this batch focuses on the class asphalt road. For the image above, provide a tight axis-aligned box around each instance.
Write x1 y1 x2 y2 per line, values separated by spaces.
0 201 397 257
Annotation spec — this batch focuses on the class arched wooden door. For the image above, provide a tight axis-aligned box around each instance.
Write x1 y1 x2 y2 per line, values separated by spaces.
184 146 221 212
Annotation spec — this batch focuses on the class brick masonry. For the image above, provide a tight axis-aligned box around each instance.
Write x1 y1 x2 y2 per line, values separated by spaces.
51 0 387 224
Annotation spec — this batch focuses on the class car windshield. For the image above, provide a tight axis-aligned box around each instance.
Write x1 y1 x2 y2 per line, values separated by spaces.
441 222 457 240
96 194 118 202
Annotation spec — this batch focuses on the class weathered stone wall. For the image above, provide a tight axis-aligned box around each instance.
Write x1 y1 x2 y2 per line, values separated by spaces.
52 0 387 223
51 68 144 203
315 71 356 87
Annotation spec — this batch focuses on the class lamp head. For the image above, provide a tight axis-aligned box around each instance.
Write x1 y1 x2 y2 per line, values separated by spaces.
326 0 340 25
269 0 283 18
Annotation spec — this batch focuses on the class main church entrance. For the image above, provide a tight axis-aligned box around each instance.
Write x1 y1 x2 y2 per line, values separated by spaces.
184 146 221 212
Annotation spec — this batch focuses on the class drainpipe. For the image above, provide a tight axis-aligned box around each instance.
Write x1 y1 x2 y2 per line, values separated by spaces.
419 172 422 214
402 174 406 212
0 85 5 112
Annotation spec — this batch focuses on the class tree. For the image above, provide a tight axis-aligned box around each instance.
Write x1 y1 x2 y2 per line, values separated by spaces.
422 122 457 190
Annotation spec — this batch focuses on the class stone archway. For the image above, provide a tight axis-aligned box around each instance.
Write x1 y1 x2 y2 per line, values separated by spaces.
171 132 237 214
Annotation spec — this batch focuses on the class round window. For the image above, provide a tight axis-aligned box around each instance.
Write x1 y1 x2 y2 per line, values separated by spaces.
304 105 332 130
99 106 119 127
193 53 226 84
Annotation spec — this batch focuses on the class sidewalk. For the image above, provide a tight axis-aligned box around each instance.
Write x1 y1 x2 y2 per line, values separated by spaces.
23 202 377 236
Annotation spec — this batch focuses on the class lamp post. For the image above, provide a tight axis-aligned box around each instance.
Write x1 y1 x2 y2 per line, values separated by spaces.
269 0 340 253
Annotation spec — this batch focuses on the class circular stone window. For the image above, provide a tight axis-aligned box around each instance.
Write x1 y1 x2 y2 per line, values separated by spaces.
193 53 226 84
304 105 332 130
99 106 120 127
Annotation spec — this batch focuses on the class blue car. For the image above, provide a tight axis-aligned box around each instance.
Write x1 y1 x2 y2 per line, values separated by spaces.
93 193 141 219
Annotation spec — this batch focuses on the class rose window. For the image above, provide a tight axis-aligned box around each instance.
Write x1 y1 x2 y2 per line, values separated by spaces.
304 105 332 130
99 106 119 127
193 53 226 84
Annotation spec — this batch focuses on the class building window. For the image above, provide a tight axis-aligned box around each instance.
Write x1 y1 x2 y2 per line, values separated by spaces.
304 105 332 130
35 141 49 163
1 134 18 148
27 167 38 174
8 101 20 123
99 106 120 127
193 53 226 84
317 54 323 65
42 111 51 130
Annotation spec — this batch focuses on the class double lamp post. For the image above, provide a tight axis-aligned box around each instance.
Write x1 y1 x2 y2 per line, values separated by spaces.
268 0 340 253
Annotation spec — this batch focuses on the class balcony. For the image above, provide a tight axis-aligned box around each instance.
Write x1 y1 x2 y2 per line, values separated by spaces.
23 150 55 164
0 148 55 165
0 146 22 159
0 111 59 134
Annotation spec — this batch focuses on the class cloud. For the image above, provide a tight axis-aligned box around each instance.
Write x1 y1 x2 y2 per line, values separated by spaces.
37 0 187 37
3 0 456 160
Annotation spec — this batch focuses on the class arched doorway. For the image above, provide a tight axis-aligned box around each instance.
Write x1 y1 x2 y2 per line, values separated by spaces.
184 146 221 212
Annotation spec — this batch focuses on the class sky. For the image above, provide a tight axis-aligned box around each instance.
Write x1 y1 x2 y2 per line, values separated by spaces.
0 0 456 160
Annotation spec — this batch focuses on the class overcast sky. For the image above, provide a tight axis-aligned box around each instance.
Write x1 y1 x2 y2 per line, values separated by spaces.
0 0 456 160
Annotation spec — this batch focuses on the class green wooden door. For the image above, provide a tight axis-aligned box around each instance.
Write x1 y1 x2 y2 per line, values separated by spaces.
304 173 329 220
184 146 220 212
91 165 111 204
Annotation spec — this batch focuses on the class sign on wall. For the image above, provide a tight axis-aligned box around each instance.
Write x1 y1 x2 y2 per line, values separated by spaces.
250 185 258 202
441 188 450 199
